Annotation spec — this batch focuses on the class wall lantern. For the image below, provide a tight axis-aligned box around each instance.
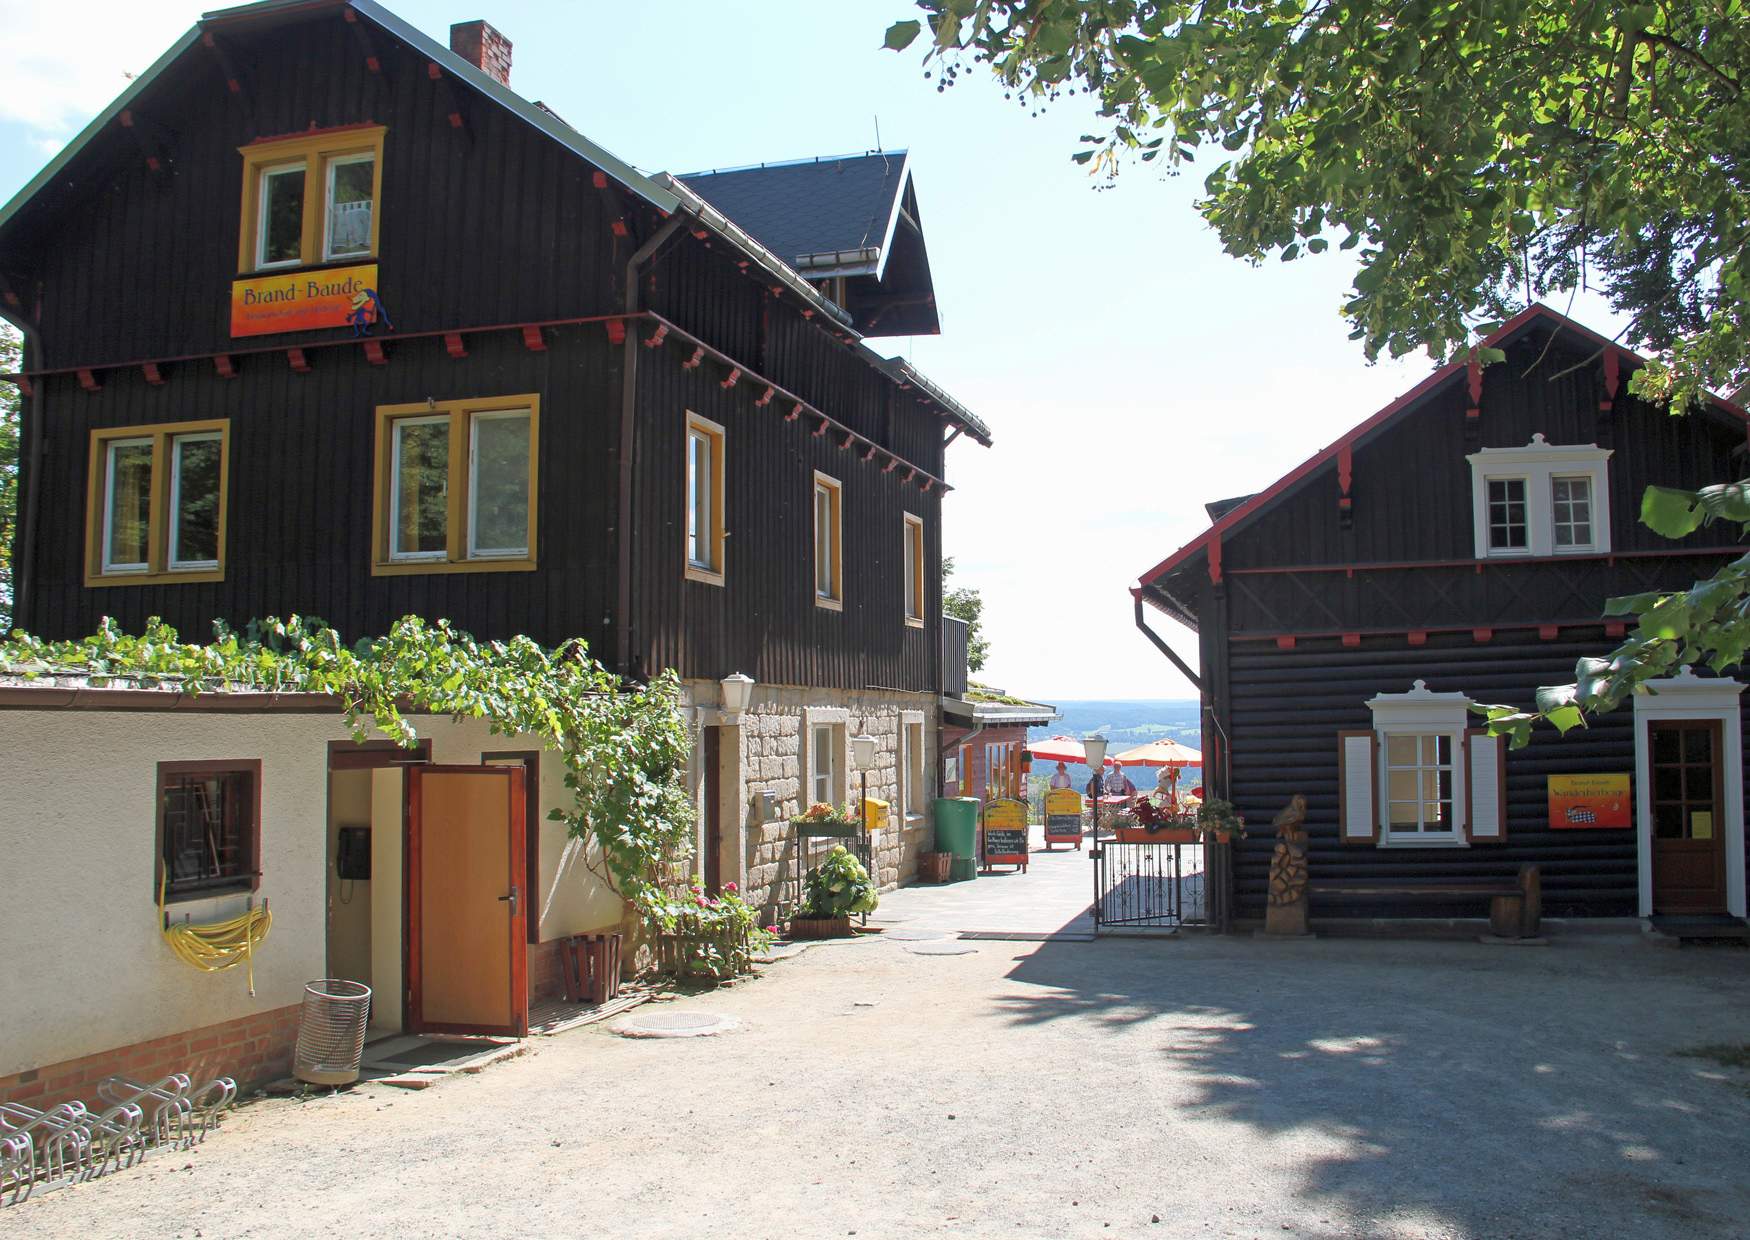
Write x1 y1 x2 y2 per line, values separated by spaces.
720 672 755 716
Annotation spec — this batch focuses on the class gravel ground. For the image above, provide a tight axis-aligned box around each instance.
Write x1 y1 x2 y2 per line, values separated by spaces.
7 931 1749 1239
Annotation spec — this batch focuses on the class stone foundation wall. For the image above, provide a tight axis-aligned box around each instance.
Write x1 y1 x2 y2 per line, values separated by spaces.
684 682 937 919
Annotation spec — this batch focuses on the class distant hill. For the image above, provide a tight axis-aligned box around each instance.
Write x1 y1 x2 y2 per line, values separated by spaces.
1025 699 1203 793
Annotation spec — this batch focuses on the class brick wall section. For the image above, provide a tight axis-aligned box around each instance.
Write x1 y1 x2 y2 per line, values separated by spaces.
0 1003 301 1111
529 936 566 1002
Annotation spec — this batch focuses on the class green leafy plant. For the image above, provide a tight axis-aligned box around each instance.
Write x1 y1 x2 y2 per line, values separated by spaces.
0 615 694 924
1195 797 1246 841
800 845 879 919
656 879 774 979
790 800 856 828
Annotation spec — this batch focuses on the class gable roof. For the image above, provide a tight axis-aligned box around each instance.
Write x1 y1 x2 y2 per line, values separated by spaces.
0 0 989 446
1133 303 1750 609
679 152 911 279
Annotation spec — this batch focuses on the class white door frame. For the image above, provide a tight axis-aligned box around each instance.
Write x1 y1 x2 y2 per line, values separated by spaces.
1632 669 1746 918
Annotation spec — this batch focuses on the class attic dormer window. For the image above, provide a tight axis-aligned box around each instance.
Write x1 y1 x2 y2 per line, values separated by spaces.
238 126 385 274
1467 435 1612 559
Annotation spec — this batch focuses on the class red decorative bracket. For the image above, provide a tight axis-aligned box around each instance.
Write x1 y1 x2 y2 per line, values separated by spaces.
77 368 101 393
862 444 878 462
754 385 775 407
1538 624 1560 641
643 324 669 350
605 319 626 346
720 367 741 390
286 348 310 373
1471 627 1493 643
801 308 815 320
1605 621 1628 639
12 374 32 398
1467 353 1483 418
141 362 165 385
812 418 830 438
785 403 802 422
362 339 387 366
901 468 917 484
444 332 467 359
214 354 236 379
1601 347 1621 411
1275 636 1297 651
1207 534 1223 585
920 477 935 492
592 171 608 189
1341 633 1361 648
839 431 855 449
522 326 546 352
1407 630 1428 647
1337 443 1353 497
682 346 704 370
610 220 629 239
883 456 899 473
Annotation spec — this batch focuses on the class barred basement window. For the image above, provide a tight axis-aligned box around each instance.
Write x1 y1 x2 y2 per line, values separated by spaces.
156 760 261 902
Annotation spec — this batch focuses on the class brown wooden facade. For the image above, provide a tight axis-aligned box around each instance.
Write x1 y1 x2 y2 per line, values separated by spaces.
0 1 981 693
1137 307 1750 923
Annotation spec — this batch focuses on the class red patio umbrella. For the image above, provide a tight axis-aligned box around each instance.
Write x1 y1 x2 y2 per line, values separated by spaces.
1026 735 1111 765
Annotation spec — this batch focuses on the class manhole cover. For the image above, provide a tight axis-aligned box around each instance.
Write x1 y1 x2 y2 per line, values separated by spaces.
883 928 947 942
611 1010 740 1039
904 941 978 956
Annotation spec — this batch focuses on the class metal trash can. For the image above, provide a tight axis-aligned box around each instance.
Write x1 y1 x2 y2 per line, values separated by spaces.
933 796 980 882
293 979 372 1086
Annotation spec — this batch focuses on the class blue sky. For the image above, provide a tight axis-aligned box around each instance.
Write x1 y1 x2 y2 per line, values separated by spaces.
0 0 1630 699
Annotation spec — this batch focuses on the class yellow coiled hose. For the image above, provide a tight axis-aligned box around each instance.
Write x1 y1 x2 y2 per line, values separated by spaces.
159 876 273 996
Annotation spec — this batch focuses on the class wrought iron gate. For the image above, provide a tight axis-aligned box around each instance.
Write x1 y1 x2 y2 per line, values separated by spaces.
1091 840 1225 930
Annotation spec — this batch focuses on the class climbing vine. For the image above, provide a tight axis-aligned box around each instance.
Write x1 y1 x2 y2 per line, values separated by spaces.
0 615 696 922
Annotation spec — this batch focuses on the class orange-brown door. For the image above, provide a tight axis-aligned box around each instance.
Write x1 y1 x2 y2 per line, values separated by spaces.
406 765 528 1036
1649 720 1729 915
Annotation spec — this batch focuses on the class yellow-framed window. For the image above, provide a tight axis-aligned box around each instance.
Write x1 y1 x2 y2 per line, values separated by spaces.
685 412 727 585
236 125 386 274
372 396 540 575
903 512 925 627
813 471 843 610
85 420 230 586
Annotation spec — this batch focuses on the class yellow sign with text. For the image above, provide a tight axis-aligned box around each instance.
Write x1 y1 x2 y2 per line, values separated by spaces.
1547 773 1632 829
230 263 380 337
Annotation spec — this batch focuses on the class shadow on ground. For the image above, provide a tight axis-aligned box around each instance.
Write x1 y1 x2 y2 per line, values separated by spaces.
998 935 1750 1238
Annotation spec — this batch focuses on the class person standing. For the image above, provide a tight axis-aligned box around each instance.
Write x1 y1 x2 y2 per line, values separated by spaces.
1106 761 1137 799
1049 761 1073 789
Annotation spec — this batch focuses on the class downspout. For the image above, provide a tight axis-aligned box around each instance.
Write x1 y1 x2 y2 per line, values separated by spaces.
614 212 691 678
5 313 42 633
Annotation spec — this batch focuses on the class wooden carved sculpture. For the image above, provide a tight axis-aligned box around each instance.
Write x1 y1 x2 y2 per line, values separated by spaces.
1264 794 1310 936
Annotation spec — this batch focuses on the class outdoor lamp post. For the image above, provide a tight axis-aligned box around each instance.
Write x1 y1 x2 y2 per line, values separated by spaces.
851 732 879 911
1085 733 1110 927
719 672 754 718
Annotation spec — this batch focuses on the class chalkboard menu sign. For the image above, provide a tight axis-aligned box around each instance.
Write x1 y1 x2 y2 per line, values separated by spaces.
981 798 1030 871
1043 789 1083 844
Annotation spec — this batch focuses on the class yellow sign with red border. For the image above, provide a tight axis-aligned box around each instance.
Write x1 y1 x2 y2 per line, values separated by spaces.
1547 773 1631 829
230 264 379 337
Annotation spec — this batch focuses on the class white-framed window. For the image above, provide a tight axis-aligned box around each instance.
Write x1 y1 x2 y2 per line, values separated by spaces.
803 708 847 809
901 712 927 817
1467 435 1612 558
1337 680 1507 849
167 431 224 571
813 471 843 609
101 436 154 574
685 413 726 583
389 414 451 562
811 724 835 804
467 409 532 559
255 161 307 269
87 420 230 585
324 151 376 260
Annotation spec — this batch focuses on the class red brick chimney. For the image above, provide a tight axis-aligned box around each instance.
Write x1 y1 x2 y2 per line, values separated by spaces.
450 20 512 87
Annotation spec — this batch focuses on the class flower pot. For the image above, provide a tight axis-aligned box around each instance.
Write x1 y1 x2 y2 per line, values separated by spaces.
788 915 854 939
917 851 952 884
1115 825 1197 844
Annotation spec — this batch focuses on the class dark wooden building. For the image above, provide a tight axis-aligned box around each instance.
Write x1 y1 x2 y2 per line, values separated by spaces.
1135 306 1749 929
0 0 992 916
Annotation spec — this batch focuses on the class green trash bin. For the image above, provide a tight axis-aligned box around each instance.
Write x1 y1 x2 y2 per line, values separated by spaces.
933 796 980 882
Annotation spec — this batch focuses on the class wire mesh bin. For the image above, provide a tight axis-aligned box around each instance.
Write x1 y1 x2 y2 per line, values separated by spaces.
293 980 372 1086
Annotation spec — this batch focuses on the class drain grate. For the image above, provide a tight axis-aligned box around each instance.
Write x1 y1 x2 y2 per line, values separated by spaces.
369 1039 497 1069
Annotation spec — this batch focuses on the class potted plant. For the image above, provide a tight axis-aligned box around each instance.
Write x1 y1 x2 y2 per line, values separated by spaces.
790 845 878 938
1119 790 1198 843
789 800 858 836
654 879 775 980
1195 797 1247 843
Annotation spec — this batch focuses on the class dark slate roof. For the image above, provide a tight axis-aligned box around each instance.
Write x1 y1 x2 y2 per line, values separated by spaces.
678 152 908 273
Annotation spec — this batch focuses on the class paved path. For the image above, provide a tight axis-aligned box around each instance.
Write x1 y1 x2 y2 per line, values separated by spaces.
875 822 1096 938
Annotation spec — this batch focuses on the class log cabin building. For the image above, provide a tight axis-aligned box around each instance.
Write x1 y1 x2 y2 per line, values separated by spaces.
1134 306 1750 933
0 0 990 1076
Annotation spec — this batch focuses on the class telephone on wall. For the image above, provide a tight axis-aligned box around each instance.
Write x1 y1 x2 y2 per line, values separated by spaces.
336 826 372 881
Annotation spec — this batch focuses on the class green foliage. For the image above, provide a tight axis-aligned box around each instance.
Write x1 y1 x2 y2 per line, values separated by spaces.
0 615 695 922
801 845 879 918
655 879 774 979
888 1 1750 409
0 326 19 632
1195 796 1247 840
942 555 990 672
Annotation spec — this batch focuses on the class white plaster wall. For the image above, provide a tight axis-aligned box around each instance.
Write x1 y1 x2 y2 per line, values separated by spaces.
0 707 626 1074
0 710 350 1077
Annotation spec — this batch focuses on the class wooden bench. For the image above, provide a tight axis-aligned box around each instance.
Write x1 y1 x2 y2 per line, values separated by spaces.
1309 865 1542 939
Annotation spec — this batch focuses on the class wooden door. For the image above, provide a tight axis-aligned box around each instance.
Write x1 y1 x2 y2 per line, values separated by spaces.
1649 720 1728 915
406 765 528 1035
702 726 723 893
